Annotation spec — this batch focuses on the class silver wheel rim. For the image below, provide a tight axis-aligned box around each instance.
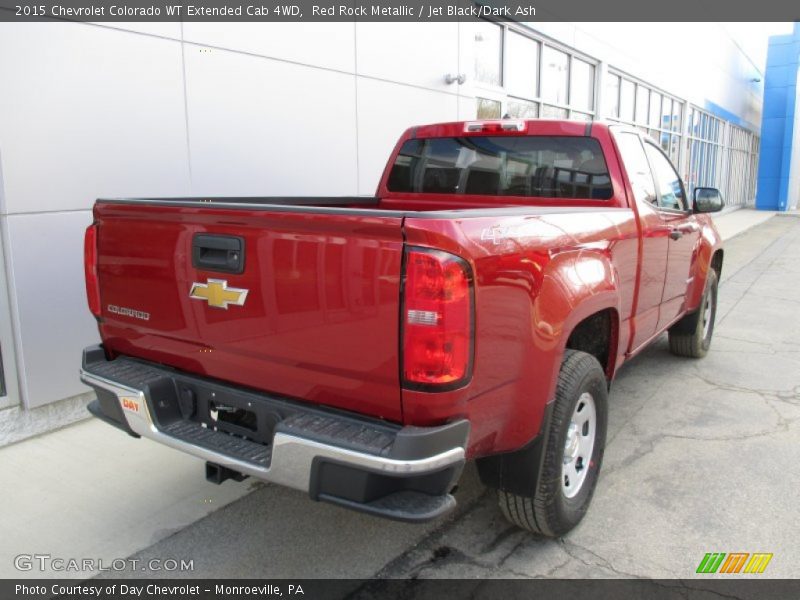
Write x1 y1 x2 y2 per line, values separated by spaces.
562 392 596 499
702 290 714 340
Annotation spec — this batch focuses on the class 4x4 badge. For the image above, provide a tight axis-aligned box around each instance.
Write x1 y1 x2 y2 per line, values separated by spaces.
190 279 248 309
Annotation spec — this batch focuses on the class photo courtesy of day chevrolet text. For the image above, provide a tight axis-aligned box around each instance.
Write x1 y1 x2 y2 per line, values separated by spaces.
14 583 305 598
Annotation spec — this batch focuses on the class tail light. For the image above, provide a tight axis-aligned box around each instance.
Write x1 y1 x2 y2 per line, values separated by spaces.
402 248 474 389
464 120 526 133
84 223 101 318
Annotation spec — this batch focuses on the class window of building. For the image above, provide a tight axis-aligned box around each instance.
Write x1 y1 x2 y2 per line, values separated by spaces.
469 24 759 209
671 103 682 132
506 30 538 99
477 97 502 119
475 26 599 121
507 99 539 118
685 108 723 194
635 85 649 125
607 72 685 181
669 135 680 165
660 131 670 154
474 22 503 87
605 74 620 118
688 108 699 137
541 46 569 105
466 26 757 210
684 106 759 208
541 104 568 118
661 97 676 131
619 79 635 122
570 58 594 113
649 92 661 128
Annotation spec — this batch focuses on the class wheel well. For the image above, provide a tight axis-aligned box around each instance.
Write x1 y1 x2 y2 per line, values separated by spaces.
711 250 723 279
565 309 617 379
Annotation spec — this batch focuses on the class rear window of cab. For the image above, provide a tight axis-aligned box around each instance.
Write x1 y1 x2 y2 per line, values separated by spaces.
387 136 612 200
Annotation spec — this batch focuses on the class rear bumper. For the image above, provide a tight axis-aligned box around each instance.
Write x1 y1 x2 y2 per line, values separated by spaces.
80 345 468 522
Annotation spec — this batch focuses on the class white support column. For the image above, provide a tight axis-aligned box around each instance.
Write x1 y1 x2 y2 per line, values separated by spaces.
594 61 609 120
677 100 689 178
787 70 800 210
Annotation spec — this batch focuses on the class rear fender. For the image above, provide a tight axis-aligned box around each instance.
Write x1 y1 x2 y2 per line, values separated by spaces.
536 248 622 405
476 250 620 492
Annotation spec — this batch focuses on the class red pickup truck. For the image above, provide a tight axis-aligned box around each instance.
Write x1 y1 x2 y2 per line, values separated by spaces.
81 119 723 536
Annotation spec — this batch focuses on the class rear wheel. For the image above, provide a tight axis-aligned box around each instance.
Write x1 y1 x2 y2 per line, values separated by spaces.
668 269 718 358
498 350 608 537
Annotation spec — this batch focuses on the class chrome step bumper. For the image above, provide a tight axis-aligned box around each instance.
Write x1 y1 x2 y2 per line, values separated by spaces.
80 345 468 522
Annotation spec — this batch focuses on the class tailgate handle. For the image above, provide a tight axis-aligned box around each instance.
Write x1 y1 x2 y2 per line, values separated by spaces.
192 234 245 274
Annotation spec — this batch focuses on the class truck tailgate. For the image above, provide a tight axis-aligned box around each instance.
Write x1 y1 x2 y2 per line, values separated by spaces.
93 201 404 422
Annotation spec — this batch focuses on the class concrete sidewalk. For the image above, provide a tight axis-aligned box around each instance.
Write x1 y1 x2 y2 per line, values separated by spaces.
709 207 778 241
0 207 790 580
0 419 253 578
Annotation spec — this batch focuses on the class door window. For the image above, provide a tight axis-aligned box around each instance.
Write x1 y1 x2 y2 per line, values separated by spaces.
614 132 657 206
644 143 687 211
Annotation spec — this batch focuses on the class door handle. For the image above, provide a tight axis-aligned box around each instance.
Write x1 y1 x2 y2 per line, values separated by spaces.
669 229 683 241
192 234 245 274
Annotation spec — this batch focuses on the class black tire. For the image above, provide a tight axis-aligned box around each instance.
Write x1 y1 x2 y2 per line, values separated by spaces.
668 269 718 358
498 350 608 537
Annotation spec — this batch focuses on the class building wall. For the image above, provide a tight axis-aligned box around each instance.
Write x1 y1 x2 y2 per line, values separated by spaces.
756 23 800 211
0 21 764 411
0 23 192 409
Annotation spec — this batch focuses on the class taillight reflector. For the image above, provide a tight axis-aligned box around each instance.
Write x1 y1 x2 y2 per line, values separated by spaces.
84 223 101 318
402 248 473 389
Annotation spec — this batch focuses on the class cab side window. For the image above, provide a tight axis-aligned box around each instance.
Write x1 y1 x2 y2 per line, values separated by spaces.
644 143 687 211
614 132 657 206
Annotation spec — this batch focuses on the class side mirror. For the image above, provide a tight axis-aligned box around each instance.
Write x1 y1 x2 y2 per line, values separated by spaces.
693 187 724 213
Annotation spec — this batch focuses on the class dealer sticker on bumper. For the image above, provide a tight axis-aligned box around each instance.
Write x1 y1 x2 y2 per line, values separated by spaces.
121 396 143 415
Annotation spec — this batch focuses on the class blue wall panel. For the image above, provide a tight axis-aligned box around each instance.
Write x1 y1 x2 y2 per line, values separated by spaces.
757 25 800 211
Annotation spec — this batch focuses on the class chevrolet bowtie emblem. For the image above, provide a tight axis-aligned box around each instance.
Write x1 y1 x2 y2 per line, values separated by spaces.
189 279 248 309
